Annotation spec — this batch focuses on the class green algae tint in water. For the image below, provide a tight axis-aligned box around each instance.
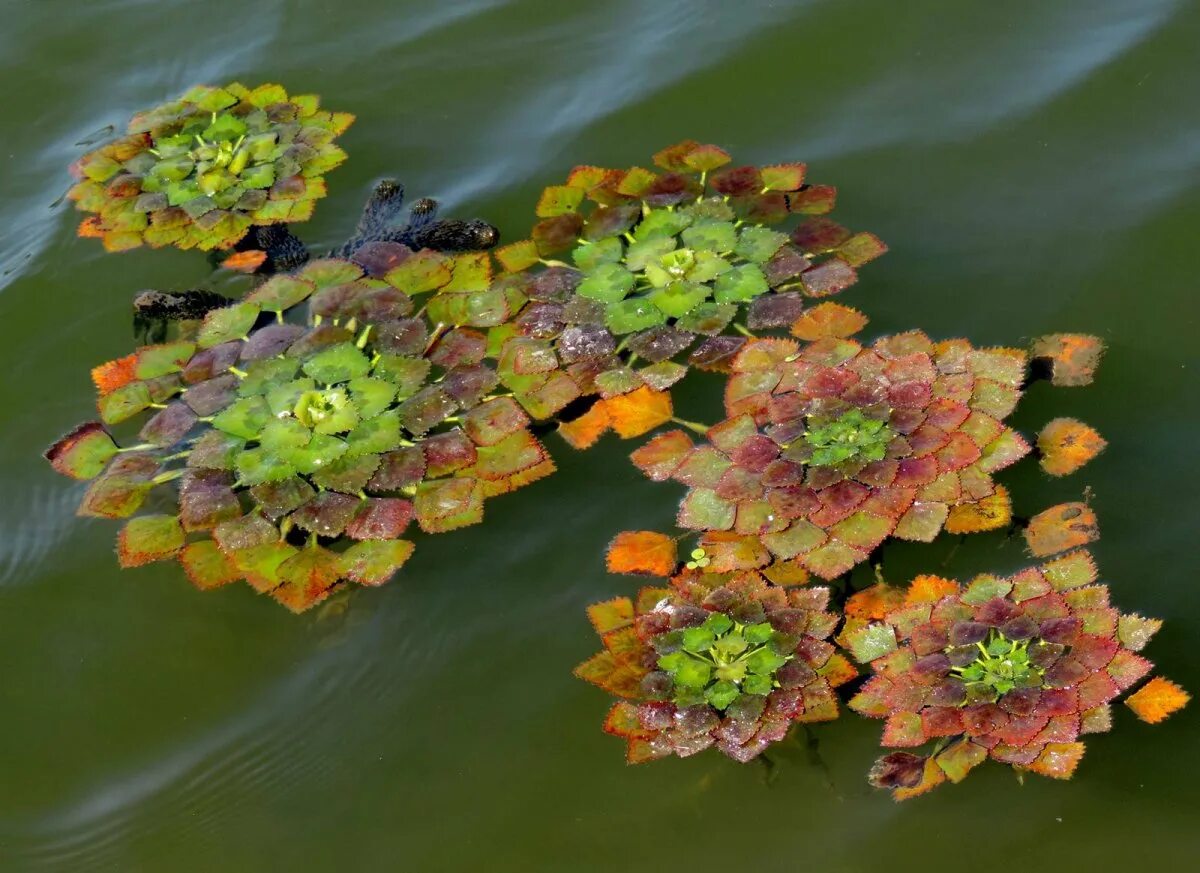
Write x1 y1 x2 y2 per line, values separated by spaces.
1 0 1198 870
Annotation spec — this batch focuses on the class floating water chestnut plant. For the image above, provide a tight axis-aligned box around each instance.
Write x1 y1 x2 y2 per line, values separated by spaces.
46 252 553 611
69 83 352 252
845 549 1187 798
620 332 1033 580
482 141 887 446
575 568 854 762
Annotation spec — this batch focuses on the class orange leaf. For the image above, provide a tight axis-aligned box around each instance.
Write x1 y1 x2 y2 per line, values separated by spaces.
221 250 268 273
78 216 106 239
558 402 611 449
586 597 634 634
790 302 868 341
818 653 858 688
1125 676 1189 724
1024 502 1099 557
606 531 677 577
893 757 946 801
1037 418 1107 477
1026 742 1085 779
698 531 771 572
1031 333 1105 386
905 574 959 605
603 386 673 438
761 557 810 587
91 353 139 396
945 485 1012 534
845 582 907 620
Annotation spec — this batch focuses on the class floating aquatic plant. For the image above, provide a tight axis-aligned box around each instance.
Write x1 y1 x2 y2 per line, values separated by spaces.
575 565 855 763
68 83 352 252
483 141 886 444
846 548 1186 798
46 252 553 611
47 106 1187 805
622 332 1035 580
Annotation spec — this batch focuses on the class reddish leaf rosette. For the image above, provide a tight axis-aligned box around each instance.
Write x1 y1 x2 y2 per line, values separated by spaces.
575 567 855 763
847 551 1182 799
45 252 554 611
632 333 1032 579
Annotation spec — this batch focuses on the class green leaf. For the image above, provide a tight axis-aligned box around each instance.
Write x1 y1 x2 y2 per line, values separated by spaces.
681 627 715 653
745 648 788 675
713 264 769 303
338 540 415 586
647 281 708 318
633 209 691 241
624 237 677 271
135 342 195 379
99 382 152 425
703 612 734 635
197 302 260 348
845 623 898 663
302 342 371 384
743 674 773 696
245 276 314 312
681 221 737 252
211 396 271 440
744 622 775 644
705 681 740 710
344 411 402 456
348 377 397 419
735 226 788 263
266 378 316 416
238 357 300 396
605 299 667 335
576 263 635 304
383 250 452 294
572 237 623 271
45 422 118 480
672 658 712 689
117 515 185 567
234 447 296 486
282 433 349 475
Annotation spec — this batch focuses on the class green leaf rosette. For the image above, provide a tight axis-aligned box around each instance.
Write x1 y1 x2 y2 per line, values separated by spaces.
68 83 353 252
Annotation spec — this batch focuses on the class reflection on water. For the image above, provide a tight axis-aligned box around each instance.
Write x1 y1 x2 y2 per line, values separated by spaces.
1 0 1197 870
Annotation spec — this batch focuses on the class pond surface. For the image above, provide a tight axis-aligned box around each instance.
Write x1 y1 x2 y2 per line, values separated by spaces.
1 0 1198 869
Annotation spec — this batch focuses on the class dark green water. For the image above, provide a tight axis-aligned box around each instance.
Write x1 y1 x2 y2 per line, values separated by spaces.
2 1 1197 869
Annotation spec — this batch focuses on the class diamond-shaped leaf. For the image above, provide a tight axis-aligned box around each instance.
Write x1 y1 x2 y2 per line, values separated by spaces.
117 515 185 567
45 422 118 480
338 539 415 586
1024 502 1099 557
606 531 677 577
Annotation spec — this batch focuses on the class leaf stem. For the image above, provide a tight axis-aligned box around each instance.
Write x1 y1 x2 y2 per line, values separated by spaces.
671 417 710 435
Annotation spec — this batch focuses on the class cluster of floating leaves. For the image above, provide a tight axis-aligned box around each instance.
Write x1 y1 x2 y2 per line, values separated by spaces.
845 546 1188 798
46 251 553 611
575 219 1187 790
482 141 888 448
626 332 1032 580
574 567 855 763
68 83 352 252
48 112 1187 797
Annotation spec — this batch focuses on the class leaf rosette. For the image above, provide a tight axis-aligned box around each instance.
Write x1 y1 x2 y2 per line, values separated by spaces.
68 83 353 252
575 568 855 763
628 333 1033 580
489 141 887 437
846 551 1183 798
46 252 554 611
